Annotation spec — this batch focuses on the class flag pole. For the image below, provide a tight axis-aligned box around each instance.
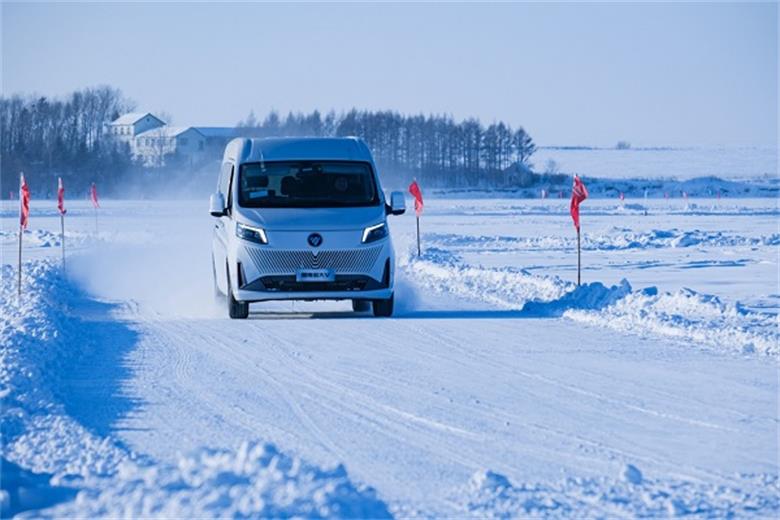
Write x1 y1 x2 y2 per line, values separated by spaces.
17 222 23 298
577 227 581 286
60 212 66 270
416 215 421 257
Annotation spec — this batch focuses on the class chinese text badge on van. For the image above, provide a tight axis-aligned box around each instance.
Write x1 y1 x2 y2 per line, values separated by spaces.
210 137 406 319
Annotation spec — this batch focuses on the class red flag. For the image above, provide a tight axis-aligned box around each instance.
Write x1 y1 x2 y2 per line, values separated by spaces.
19 174 30 230
90 182 100 208
569 175 588 231
57 177 66 215
408 180 423 217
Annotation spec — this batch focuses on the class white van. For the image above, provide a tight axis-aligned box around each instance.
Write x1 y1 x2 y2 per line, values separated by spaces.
210 137 405 319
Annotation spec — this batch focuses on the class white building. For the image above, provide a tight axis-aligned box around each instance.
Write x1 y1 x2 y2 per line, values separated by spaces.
134 126 207 166
106 112 166 143
108 113 215 166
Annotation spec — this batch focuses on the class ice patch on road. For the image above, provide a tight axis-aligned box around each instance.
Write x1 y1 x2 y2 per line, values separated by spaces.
454 467 779 518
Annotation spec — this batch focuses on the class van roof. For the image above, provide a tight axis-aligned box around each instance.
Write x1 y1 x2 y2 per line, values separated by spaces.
225 137 373 164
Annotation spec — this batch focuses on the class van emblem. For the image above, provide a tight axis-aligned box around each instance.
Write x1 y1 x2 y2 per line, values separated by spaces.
307 233 323 247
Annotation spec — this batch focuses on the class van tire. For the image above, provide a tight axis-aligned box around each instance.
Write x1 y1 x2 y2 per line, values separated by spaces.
227 267 249 319
372 294 394 317
352 300 370 312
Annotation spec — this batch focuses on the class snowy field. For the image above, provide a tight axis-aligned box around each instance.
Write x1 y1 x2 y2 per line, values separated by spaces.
1 197 778 517
533 146 777 180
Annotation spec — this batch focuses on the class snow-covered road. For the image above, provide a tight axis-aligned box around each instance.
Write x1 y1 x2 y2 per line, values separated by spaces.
1 198 778 517
107 302 777 514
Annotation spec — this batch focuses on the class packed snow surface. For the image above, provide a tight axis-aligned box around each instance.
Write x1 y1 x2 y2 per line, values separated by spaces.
533 145 777 180
1 197 777 517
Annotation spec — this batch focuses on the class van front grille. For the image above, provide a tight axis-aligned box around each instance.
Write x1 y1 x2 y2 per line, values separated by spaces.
246 246 382 275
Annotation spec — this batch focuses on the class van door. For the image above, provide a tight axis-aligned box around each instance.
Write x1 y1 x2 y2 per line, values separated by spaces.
212 162 233 294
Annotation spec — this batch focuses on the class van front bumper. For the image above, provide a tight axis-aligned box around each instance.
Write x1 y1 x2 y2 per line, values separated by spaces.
234 286 393 303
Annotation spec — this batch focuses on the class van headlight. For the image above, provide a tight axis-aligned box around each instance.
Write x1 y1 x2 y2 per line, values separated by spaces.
362 222 388 243
236 222 268 244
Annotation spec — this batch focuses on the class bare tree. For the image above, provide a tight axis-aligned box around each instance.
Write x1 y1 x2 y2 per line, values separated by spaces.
513 127 537 168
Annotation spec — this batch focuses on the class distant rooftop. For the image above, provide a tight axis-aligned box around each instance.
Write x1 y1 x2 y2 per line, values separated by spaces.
136 126 203 138
110 112 165 125
194 127 240 138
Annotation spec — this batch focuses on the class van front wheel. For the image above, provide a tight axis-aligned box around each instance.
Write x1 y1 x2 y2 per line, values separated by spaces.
227 268 249 319
372 294 394 317
352 300 370 313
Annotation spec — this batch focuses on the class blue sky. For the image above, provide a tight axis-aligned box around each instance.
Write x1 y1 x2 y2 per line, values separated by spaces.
2 2 777 147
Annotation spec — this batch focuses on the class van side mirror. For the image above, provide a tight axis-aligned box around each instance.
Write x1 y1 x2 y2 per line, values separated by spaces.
209 192 226 217
388 191 406 216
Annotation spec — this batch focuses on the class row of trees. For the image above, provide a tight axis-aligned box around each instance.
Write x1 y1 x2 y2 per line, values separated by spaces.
0 86 136 196
0 85 541 197
236 109 538 188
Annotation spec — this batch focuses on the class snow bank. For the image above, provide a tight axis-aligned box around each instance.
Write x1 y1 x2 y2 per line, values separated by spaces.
520 281 779 356
0 260 389 517
403 248 778 357
454 467 779 518
0 228 153 250
425 199 779 218
520 280 632 317
399 246 571 309
565 286 780 357
1 259 129 484
524 282 780 357
46 442 390 518
0 229 68 248
427 228 780 253
430 171 780 199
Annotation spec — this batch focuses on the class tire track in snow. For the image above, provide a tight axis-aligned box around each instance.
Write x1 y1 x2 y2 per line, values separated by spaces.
260 331 492 463
158 319 350 462
377 318 752 485
244 323 713 491
418 320 741 432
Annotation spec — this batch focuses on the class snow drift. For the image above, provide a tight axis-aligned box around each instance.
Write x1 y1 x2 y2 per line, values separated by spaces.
427 228 780 253
398 246 571 310
402 248 779 357
45 442 390 518
454 467 779 518
0 260 389 517
564 286 780 357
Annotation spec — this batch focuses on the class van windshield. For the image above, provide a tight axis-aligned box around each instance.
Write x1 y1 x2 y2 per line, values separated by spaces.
238 161 380 208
